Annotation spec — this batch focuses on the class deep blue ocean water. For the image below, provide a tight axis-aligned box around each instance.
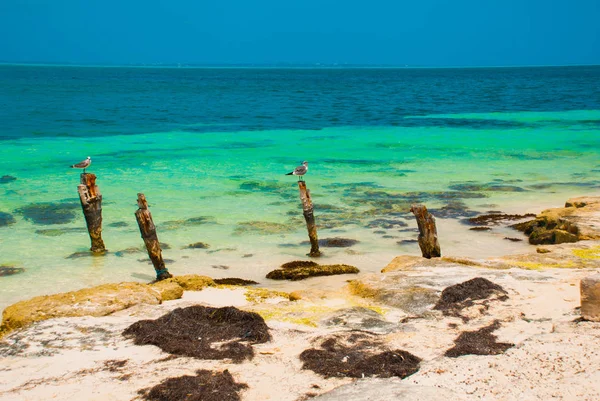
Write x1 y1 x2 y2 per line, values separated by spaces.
0 65 599 310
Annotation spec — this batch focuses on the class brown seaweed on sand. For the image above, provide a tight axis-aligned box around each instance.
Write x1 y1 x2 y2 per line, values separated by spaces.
123 306 270 363
138 369 248 401
445 320 514 357
300 331 421 379
434 277 508 319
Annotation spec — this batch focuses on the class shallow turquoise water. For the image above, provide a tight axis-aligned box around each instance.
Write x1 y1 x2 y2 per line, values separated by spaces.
0 66 599 311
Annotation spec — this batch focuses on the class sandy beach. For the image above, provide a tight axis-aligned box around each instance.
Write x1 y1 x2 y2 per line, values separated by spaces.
1 196 599 400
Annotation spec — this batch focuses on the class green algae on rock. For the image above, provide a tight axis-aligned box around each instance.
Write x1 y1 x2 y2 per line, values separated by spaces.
267 263 359 281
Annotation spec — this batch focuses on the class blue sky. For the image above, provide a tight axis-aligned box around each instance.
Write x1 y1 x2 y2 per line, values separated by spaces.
0 0 598 66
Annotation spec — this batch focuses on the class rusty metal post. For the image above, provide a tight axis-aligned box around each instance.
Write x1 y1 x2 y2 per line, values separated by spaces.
134 193 172 280
77 173 106 253
298 181 321 257
410 204 441 258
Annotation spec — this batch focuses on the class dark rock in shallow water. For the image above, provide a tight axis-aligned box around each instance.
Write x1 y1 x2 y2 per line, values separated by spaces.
67 251 108 259
0 211 16 227
107 221 129 228
529 229 578 245
267 263 359 281
300 237 359 248
464 213 536 226
449 182 526 192
115 247 144 257
504 237 524 242
429 201 479 219
397 239 418 245
183 242 210 249
445 320 514 357
35 227 87 236
0 265 25 277
365 218 408 229
211 265 230 270
300 332 421 379
138 369 248 401
511 214 581 245
160 216 215 230
470 226 492 231
16 202 79 225
159 242 171 250
138 258 175 264
0 175 17 184
123 305 270 362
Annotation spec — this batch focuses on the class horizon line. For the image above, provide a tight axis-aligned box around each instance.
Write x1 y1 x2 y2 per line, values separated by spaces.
1 61 600 70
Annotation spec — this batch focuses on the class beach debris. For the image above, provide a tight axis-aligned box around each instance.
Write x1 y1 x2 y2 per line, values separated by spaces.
580 273 600 322
16 201 79 225
183 241 210 249
297 180 321 257
299 331 421 378
137 369 248 401
410 204 441 258
445 320 513 357
214 278 259 286
0 211 16 227
301 237 359 248
0 175 17 184
0 265 25 277
123 305 271 362
77 173 106 253
266 262 359 281
135 193 172 281
434 277 508 320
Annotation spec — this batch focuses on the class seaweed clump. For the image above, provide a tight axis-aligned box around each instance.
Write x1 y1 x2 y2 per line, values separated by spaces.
138 369 248 401
123 305 270 363
267 261 359 281
16 202 79 225
0 265 25 277
300 332 421 379
214 278 259 286
434 277 508 319
445 320 514 357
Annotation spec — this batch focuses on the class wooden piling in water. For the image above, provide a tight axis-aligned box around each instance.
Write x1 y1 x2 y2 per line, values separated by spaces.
134 193 172 280
410 204 441 258
298 181 321 257
77 173 106 253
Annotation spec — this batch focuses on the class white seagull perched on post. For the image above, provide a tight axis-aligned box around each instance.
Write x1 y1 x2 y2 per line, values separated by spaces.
286 161 308 181
70 156 92 173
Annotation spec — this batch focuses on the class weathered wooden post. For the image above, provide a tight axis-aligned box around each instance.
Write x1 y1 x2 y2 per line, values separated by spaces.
134 193 172 280
77 173 106 253
298 181 321 257
410 204 441 258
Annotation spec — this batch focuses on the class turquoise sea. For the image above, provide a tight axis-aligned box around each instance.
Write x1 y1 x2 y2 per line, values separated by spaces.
1 65 599 311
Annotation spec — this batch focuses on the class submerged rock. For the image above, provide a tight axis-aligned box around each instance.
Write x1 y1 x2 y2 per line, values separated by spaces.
300 331 421 379
137 369 248 401
159 216 215 230
16 202 79 225
267 263 359 281
233 221 295 235
0 265 25 277
0 211 16 227
0 175 17 184
106 221 129 228
35 227 87 236
183 242 210 249
123 305 271 363
465 213 536 226
302 237 360 248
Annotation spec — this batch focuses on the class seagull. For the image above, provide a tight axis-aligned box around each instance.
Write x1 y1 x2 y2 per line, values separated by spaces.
286 161 308 181
70 156 91 173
